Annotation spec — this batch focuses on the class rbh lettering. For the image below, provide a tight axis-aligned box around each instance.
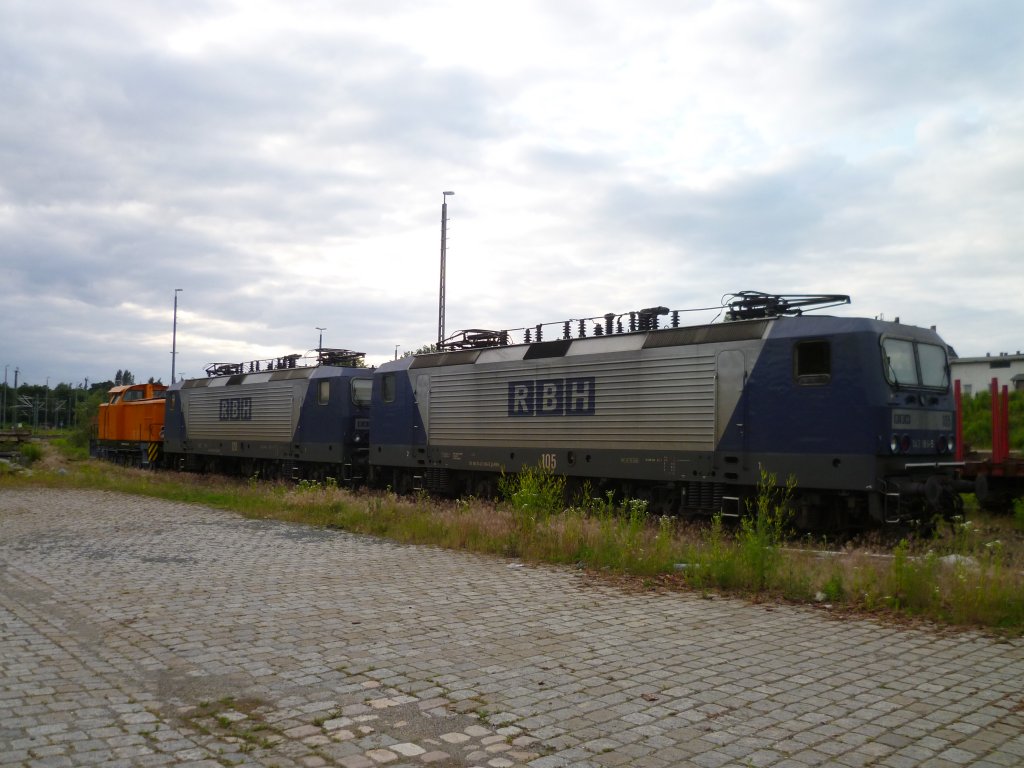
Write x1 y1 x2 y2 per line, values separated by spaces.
508 377 595 416
218 397 253 421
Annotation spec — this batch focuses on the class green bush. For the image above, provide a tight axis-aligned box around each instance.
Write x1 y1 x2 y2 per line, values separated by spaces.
498 464 566 551
66 389 107 449
499 465 566 516
959 389 1024 452
19 442 44 465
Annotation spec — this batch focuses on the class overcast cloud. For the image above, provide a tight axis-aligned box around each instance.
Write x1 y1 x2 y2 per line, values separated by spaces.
2 0 1022 388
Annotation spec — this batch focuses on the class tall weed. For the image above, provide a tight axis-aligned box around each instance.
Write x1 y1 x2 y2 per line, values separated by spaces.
18 443 44 465
737 468 794 591
885 539 939 613
498 464 566 553
691 513 740 590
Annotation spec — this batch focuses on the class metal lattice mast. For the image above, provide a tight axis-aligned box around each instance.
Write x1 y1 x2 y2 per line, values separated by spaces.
438 191 454 348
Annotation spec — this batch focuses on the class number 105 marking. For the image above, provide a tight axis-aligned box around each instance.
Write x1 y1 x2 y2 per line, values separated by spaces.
540 453 557 470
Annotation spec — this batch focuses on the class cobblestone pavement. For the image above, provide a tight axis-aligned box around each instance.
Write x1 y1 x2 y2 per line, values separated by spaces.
1 489 1022 768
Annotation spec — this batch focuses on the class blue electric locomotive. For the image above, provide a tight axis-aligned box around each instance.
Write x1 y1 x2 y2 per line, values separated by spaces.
164 350 373 482
368 293 960 528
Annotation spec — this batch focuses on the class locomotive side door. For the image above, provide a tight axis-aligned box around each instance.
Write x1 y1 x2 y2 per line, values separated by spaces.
414 374 430 441
715 349 746 449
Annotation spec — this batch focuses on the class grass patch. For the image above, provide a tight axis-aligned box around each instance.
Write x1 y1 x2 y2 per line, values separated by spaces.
19 442 44 465
4 448 1024 634
178 696 279 752
50 436 89 461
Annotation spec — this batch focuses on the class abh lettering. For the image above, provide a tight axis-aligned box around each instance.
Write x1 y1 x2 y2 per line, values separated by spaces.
218 397 253 421
508 377 596 417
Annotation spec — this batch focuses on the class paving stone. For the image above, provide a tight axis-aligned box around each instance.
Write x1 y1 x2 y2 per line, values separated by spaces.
417 752 450 764
2 489 1023 768
365 748 398 763
391 742 426 756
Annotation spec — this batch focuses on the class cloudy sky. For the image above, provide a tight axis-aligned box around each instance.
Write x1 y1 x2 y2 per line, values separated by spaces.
2 0 1022 387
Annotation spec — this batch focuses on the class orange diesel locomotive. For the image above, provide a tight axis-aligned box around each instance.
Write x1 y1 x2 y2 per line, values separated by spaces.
92 382 168 466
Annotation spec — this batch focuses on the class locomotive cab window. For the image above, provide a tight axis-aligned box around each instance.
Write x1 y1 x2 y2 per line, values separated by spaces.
794 340 831 385
317 380 330 405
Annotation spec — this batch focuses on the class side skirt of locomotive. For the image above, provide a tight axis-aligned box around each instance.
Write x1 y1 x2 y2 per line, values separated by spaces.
369 443 962 531
91 439 163 469
163 438 368 485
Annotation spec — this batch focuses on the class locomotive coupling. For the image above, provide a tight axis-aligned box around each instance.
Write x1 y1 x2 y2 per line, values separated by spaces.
891 476 954 505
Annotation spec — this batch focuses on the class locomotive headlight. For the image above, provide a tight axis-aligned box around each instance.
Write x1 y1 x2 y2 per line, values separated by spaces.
890 435 899 454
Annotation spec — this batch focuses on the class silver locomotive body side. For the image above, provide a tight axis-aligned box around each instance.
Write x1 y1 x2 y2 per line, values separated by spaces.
177 371 307 445
372 321 771 503
166 365 372 480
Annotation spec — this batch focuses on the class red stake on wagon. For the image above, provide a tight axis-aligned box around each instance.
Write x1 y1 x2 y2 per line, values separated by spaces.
956 377 1023 513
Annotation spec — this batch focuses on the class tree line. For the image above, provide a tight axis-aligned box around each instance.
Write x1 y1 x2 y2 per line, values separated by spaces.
0 369 161 432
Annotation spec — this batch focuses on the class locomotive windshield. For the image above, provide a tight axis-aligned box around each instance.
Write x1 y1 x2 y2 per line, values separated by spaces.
918 344 949 387
882 338 949 389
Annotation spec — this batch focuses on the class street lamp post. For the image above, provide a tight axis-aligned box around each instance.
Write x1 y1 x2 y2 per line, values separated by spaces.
438 191 455 348
316 327 326 363
2 364 7 430
171 289 183 383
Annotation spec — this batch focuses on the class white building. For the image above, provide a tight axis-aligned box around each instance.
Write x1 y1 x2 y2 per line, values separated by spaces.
950 352 1024 396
